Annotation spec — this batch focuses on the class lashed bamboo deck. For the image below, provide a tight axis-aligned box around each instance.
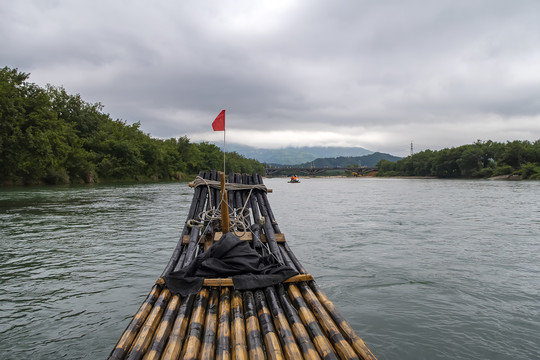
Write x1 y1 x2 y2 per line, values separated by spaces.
108 172 377 360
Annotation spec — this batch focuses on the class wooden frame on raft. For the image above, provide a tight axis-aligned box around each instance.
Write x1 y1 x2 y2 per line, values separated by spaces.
108 171 378 360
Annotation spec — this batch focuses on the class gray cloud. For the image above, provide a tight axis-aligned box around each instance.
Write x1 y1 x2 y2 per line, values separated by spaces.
2 0 540 156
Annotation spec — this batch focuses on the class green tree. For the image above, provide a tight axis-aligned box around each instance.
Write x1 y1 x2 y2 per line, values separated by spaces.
1 67 78 184
0 66 268 185
521 162 540 179
499 140 530 169
412 150 435 176
197 142 223 171
431 147 462 178
376 159 398 176
457 146 483 177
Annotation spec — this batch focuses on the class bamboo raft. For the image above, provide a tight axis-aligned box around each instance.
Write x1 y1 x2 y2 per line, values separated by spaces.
108 171 377 360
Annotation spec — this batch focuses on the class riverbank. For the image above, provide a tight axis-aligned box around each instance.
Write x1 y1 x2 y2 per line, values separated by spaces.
0 173 194 187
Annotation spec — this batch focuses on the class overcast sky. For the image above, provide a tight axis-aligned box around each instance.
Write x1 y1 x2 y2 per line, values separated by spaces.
2 1 540 156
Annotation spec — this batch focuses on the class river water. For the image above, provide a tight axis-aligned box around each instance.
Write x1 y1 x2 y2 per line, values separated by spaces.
1 178 539 359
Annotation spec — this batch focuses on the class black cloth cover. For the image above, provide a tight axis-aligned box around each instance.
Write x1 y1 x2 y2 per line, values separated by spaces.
164 232 298 296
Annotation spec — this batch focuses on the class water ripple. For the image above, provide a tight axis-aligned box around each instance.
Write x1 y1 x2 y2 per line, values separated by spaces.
1 179 540 359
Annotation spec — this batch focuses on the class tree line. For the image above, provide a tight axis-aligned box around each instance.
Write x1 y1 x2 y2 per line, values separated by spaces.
377 140 540 179
0 66 264 185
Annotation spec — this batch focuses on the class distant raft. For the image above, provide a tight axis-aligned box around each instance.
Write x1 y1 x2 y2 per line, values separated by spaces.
108 171 378 360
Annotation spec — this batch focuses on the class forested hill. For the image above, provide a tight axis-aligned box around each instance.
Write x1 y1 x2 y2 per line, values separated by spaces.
221 144 373 165
296 152 401 168
377 140 540 179
0 66 264 185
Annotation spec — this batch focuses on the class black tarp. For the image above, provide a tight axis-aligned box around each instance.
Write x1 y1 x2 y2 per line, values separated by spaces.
164 232 298 296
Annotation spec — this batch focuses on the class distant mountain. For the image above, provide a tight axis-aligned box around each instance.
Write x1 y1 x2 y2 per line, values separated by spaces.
297 152 402 168
222 144 374 165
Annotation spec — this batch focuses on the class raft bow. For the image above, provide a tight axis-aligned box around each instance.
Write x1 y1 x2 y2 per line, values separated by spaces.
108 171 377 360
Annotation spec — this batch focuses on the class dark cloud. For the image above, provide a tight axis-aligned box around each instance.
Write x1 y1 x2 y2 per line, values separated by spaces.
2 0 540 156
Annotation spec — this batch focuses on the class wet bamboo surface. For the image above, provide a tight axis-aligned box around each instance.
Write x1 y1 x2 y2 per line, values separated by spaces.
108 172 377 360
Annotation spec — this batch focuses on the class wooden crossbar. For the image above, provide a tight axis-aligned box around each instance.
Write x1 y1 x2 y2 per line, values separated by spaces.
182 232 286 244
156 274 313 288
202 274 313 287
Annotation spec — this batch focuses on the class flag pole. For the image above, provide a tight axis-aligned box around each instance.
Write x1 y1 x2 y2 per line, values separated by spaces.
223 128 226 174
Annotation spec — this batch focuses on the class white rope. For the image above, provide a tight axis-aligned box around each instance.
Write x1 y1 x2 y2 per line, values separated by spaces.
187 176 282 264
191 176 268 193
187 185 255 237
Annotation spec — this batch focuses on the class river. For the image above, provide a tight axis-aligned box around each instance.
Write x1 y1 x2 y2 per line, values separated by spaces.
1 178 539 359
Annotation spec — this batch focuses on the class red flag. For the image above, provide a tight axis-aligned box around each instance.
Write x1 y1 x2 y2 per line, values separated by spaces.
212 110 225 131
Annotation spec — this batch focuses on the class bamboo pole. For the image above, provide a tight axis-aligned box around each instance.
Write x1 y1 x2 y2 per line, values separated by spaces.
216 288 231 360
257 174 281 234
287 284 339 360
161 294 196 360
201 171 218 254
241 173 251 223
252 174 283 263
282 242 307 274
309 282 378 360
276 285 321 360
220 172 230 234
175 171 211 271
264 287 304 360
108 285 162 360
228 172 235 209
179 226 201 269
233 173 243 210
160 171 206 277
199 288 219 360
211 170 219 209
125 289 172 360
243 291 265 360
278 245 297 271
141 294 181 360
181 288 210 360
231 290 248 360
247 174 264 253
247 174 261 223
195 171 212 220
254 290 285 360
228 173 236 208
298 283 359 360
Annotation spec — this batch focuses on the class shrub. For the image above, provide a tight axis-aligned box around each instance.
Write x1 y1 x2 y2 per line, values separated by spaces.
493 165 514 176
474 167 494 178
521 162 540 179
44 168 70 184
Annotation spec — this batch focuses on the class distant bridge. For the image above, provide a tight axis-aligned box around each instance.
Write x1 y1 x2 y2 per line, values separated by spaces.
264 166 377 176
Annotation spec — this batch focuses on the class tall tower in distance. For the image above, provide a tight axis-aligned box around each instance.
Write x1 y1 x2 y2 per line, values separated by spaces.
410 141 414 156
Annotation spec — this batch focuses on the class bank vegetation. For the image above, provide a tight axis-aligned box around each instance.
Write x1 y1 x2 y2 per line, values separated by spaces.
377 140 540 179
0 66 264 185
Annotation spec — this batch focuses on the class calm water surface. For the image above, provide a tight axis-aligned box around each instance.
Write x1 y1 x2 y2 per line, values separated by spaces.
1 178 539 359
